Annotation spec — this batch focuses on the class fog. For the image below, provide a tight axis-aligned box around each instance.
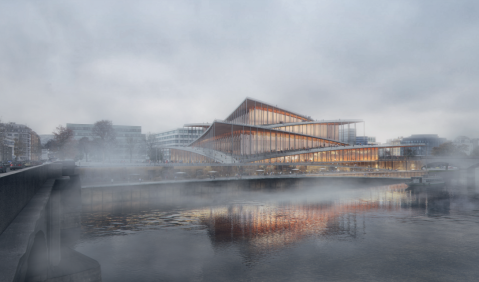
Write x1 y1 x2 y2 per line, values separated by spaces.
1 1 479 141
76 179 479 282
2 1 479 281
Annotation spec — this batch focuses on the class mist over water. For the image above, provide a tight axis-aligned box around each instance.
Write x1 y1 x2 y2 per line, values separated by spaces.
75 181 479 281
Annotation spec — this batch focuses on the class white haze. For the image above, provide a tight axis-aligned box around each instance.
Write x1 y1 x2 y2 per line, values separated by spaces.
1 0 479 142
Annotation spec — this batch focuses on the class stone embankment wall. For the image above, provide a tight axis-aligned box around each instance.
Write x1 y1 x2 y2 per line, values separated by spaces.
0 164 62 235
0 164 101 282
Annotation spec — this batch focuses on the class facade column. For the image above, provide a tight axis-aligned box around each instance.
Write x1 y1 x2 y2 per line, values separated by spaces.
254 101 256 125
245 100 248 124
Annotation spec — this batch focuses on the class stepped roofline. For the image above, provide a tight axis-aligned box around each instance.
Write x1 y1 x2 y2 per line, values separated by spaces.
225 97 314 123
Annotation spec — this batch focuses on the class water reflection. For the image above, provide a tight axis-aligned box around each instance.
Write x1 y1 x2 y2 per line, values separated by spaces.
80 183 449 243
76 182 479 282
408 189 451 217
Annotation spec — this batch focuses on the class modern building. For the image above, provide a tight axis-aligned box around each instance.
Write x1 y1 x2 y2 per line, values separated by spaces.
400 134 447 156
66 123 146 161
163 98 422 168
153 127 207 160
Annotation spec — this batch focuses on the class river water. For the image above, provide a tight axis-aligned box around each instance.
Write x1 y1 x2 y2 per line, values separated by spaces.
75 181 479 281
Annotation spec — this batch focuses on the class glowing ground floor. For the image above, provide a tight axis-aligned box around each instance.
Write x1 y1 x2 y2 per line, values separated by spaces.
78 162 426 187
168 145 423 171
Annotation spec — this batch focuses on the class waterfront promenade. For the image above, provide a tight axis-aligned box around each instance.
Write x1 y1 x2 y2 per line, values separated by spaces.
82 170 426 188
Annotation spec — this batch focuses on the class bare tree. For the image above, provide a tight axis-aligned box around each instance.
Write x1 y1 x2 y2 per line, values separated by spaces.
30 131 42 161
32 139 42 160
53 125 76 160
432 142 467 157
44 139 58 150
145 132 157 162
91 120 116 161
144 133 160 162
14 139 26 161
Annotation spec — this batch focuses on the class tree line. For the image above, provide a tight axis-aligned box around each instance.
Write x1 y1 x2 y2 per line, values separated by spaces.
431 142 479 158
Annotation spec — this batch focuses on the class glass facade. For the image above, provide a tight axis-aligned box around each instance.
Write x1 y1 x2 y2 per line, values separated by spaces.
166 98 422 165
225 98 312 125
190 122 344 157
274 123 340 140
253 147 379 163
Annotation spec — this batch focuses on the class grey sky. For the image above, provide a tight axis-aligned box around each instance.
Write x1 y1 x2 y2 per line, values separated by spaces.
1 0 478 142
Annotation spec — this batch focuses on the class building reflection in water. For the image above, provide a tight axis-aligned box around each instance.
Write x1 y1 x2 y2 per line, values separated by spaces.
198 184 400 254
80 183 451 256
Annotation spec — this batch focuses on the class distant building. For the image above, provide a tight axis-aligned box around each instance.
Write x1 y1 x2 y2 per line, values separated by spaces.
339 128 356 145
153 127 206 160
3 123 32 161
400 134 447 156
66 123 146 161
453 136 475 156
1 136 15 161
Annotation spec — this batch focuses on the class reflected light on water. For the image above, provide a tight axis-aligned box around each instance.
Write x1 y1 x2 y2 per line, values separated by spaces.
76 181 479 282
81 183 415 250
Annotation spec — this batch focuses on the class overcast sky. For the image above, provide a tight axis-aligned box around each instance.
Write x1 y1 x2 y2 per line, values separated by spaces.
1 0 478 142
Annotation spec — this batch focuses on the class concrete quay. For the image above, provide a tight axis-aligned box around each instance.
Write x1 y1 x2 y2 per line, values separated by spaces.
0 164 101 282
82 171 426 189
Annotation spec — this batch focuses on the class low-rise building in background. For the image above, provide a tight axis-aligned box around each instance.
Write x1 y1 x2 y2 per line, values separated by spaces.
67 123 146 161
153 126 207 161
400 134 447 156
